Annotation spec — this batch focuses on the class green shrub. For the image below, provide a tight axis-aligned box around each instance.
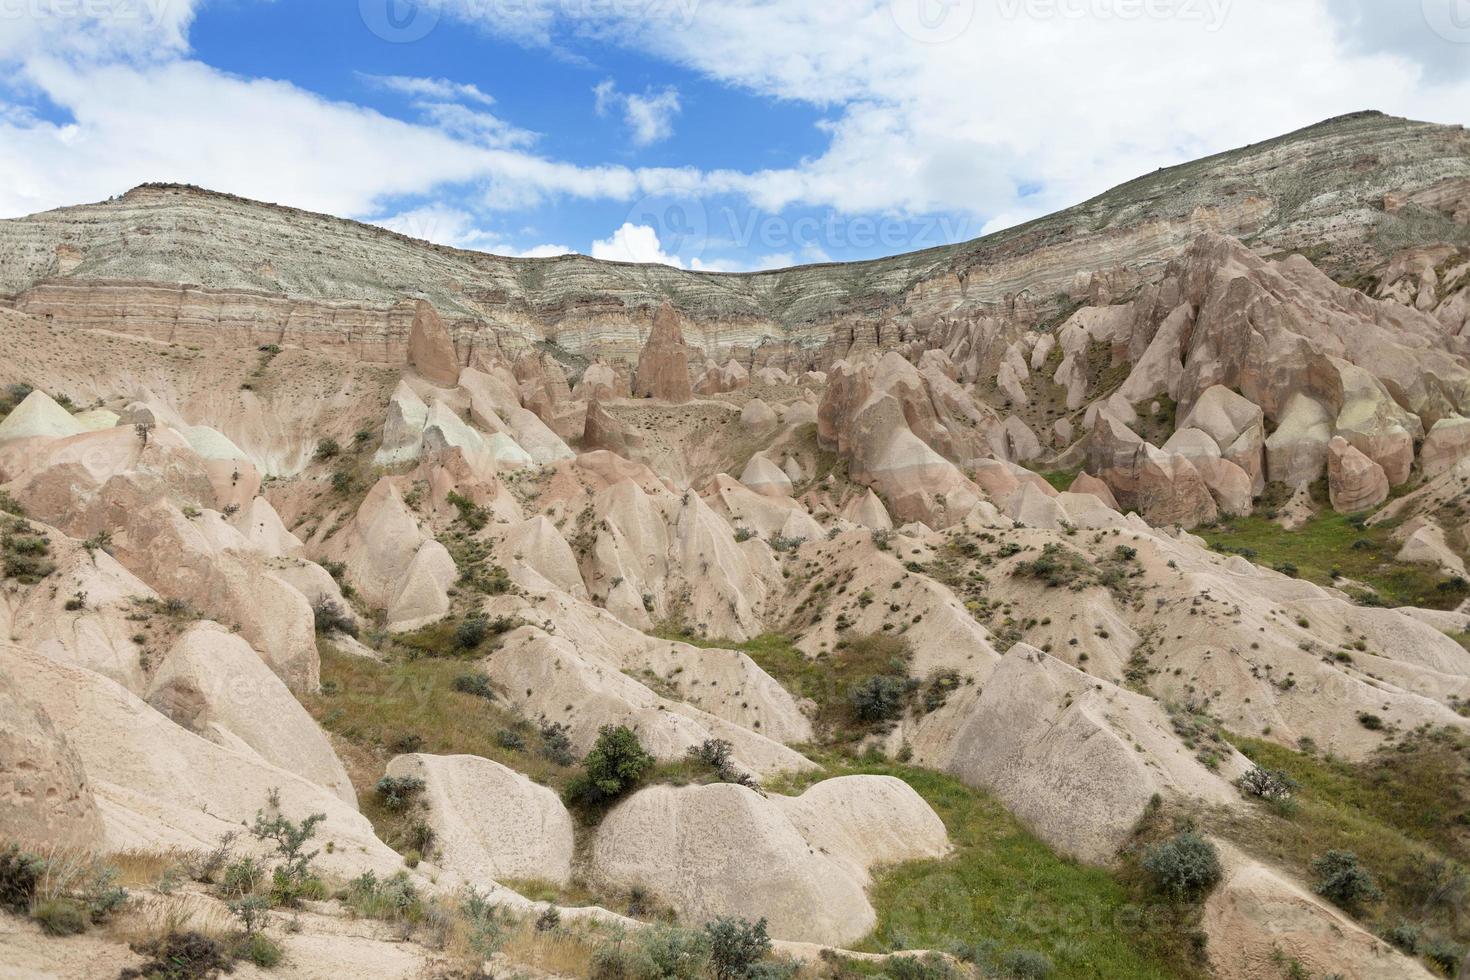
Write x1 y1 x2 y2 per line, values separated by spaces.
219 857 263 898
849 675 915 722
705 916 771 980
315 437 341 460
998 949 1054 979
1142 831 1223 899
375 774 427 811
312 597 357 637
452 672 495 700
343 869 423 922
1237 765 1299 803
446 491 489 530
1357 712 1384 731
1385 922 1420 953
567 725 654 809
539 721 576 766
120 931 232 979
32 897 88 936
237 931 283 967
456 615 490 650
1425 939 1465 975
496 728 527 751
1312 850 1381 914
632 924 711 980
883 952 957 980
687 738 755 787
0 844 43 912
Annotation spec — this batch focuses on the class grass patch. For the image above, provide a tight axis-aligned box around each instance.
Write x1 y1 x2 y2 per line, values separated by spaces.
1210 730 1470 972
662 632 918 742
1200 510 1468 610
768 757 1205 979
1034 468 1082 493
304 643 576 852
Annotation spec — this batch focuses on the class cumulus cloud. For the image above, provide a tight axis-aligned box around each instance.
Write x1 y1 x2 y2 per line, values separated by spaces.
368 204 573 257
594 79 682 145
591 222 684 265
360 74 498 106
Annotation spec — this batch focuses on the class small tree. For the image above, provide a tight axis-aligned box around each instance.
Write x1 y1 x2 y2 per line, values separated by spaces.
566 725 653 808
1237 765 1298 803
849 675 913 722
1312 851 1381 914
1142 831 1222 899
315 437 341 461
705 916 771 980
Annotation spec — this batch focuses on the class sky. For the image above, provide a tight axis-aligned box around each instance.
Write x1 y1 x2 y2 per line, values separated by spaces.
0 1 1468 271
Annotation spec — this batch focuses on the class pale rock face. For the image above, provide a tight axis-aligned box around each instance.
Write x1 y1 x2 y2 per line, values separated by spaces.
374 381 431 467
1204 842 1433 980
1332 359 1418 485
0 390 84 444
72 408 119 432
0 670 103 849
1394 519 1467 576
1005 482 1068 530
407 300 461 386
1420 415 1470 480
1194 456 1254 517
754 366 792 386
1002 415 1043 462
3 645 401 880
386 754 575 885
780 456 803 484
1266 393 1333 487
738 454 794 498
146 623 355 804
1052 417 1075 447
912 646 1240 864
740 398 778 431
573 361 625 401
591 777 948 945
1086 414 1218 527
506 406 575 464
839 488 893 530
584 399 639 455
1068 472 1121 511
501 515 588 598
385 540 458 630
230 496 303 557
704 474 822 542
1327 436 1389 514
634 304 694 403
695 358 750 396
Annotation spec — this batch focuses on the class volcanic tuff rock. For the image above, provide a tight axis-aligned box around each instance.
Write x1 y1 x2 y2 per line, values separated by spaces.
633 304 694 402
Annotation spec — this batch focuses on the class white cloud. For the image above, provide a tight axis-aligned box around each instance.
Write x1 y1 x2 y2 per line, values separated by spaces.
593 79 682 145
591 222 684 266
360 74 498 106
370 205 574 257
448 0 1470 228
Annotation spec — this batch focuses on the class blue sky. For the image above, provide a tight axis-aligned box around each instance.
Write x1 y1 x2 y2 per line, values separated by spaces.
1 1 1468 271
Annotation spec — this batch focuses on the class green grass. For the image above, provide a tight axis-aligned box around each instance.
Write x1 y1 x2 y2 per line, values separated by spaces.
1035 468 1082 493
659 631 916 741
769 757 1207 980
1211 731 1470 972
1200 509 1468 610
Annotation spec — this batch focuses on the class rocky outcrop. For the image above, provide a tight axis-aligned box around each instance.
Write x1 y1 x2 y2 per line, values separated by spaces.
633 305 694 403
591 777 948 945
1327 436 1389 514
407 300 460 386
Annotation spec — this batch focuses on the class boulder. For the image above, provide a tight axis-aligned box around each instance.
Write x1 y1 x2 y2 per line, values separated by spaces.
584 399 639 455
1395 520 1467 576
1266 394 1332 487
591 777 947 945
1327 437 1389 514
740 398 778 431
695 359 750 396
386 754 575 885
1002 416 1043 462
1421 415 1470 480
739 455 794 498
